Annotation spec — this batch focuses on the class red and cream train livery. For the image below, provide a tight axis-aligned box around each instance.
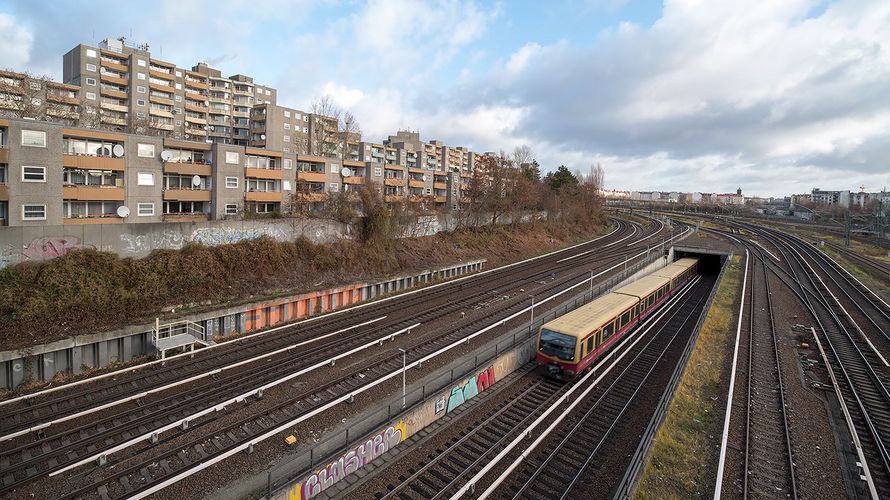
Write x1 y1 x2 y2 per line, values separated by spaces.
536 257 699 379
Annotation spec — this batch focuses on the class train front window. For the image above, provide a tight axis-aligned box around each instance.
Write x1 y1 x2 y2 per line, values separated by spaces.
539 329 576 361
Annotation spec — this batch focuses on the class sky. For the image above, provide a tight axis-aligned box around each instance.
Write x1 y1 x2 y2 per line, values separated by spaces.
1 0 888 198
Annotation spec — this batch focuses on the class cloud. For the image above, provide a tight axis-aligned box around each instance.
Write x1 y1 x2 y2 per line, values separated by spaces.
0 13 34 70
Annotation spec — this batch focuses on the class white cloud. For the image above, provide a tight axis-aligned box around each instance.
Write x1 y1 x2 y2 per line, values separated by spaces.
0 13 34 69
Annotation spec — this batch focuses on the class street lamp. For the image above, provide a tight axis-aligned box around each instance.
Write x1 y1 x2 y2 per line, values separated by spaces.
398 348 407 408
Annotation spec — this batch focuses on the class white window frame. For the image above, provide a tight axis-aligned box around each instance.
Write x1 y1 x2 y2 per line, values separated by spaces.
283 180 292 190
330 163 339 174
22 204 47 221
283 110 291 118
137 111 146 119
137 99 146 107
85 91 97 100
137 59 147 67
283 159 292 169
29 81 41 90
175 70 182 77
22 166 47 182
225 176 239 188
283 135 290 142
137 72 146 80
225 203 238 215
137 203 155 216
225 152 239 164
329 183 339 192
284 123 290 130
85 77 96 86
85 49 97 58
137 172 155 186
137 85 146 93
374 167 382 177
137 143 155 158
85 63 97 72
21 130 46 147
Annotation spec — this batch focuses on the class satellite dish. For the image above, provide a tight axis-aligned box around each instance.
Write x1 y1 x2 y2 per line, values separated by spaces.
112 144 125 157
341 167 352 177
96 146 110 157
204 101 210 106
160 150 173 161
260 134 266 140
191 175 201 187
116 206 130 218
99 67 106 74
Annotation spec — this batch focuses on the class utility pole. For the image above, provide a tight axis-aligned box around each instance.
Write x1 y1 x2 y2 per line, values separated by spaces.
398 348 407 408
844 209 851 248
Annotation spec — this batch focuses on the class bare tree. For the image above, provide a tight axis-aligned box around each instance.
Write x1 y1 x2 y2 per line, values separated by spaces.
310 95 362 159
512 144 534 168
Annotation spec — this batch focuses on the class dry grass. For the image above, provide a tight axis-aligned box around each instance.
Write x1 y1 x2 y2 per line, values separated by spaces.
0 221 608 351
634 255 743 499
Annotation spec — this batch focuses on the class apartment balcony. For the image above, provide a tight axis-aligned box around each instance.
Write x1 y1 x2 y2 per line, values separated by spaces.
150 122 175 131
408 179 425 189
149 82 174 93
47 93 80 106
208 95 229 104
207 128 229 137
64 215 124 225
185 128 208 137
164 161 211 176
408 167 425 175
163 188 211 202
99 115 128 127
0 146 6 163
185 102 209 113
233 87 252 96
384 195 404 203
100 49 128 62
100 73 129 86
0 184 8 201
185 79 209 91
149 69 175 81
232 110 249 118
245 191 283 202
63 154 125 171
149 108 174 119
149 94 175 106
184 115 207 125
46 108 79 121
245 167 283 180
343 177 364 185
384 178 404 187
434 182 447 190
163 212 210 222
100 87 128 99
297 171 326 183
100 59 128 73
63 185 126 201
384 164 405 171
435 196 447 203
99 101 128 113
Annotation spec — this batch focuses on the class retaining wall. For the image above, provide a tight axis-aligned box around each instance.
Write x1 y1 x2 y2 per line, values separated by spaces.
0 259 486 389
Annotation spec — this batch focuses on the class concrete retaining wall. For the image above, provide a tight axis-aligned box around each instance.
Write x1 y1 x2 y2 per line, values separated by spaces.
0 259 486 389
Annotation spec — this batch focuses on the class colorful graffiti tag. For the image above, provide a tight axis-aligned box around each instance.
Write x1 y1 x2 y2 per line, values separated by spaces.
439 365 496 414
289 420 407 500
1 236 94 268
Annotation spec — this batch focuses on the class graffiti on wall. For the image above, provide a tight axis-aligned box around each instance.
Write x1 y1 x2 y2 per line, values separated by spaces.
119 230 185 253
0 236 94 268
437 365 496 414
190 226 286 246
288 420 407 500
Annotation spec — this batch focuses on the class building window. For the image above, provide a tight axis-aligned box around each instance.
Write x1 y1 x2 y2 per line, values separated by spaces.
137 73 146 80
137 143 155 158
225 152 239 164
85 92 97 100
137 86 146 93
283 159 292 169
225 203 238 215
137 172 155 186
137 112 146 119
283 110 290 118
22 166 46 182
22 204 47 221
265 89 271 95
137 203 155 216
137 59 147 67
21 130 46 147
302 127 308 133
85 77 96 86
283 135 290 142
329 183 339 192
175 83 182 90
86 63 97 72
174 95 182 102
175 120 182 126
330 163 339 174
85 49 97 58
284 123 290 130
175 70 182 77
374 167 382 177
283 180 292 190
29 81 41 90
283 147 290 153
425 188 432 195
225 177 239 188
137 99 146 107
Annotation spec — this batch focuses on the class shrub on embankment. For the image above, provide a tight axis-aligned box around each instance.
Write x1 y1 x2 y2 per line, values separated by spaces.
0 221 604 350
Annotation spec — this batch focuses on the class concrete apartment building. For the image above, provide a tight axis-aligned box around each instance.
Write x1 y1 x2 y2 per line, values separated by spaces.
63 37 276 146
0 37 485 226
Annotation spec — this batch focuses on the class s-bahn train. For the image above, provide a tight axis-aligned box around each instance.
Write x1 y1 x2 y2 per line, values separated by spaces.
536 257 699 379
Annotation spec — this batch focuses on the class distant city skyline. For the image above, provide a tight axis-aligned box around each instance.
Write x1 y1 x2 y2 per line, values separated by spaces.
1 0 888 197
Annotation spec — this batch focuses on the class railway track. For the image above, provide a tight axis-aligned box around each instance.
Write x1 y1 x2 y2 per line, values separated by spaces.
1 217 688 497
728 223 890 498
362 274 713 500
825 241 890 283
727 242 797 498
